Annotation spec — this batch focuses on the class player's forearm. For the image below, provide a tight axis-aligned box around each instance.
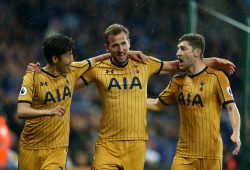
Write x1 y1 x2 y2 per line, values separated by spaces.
17 104 49 119
203 57 217 67
89 53 111 65
147 98 164 112
160 60 180 74
227 104 241 135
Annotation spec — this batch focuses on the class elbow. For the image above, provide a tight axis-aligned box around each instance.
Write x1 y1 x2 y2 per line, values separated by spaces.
17 112 25 119
17 107 26 119
147 106 163 112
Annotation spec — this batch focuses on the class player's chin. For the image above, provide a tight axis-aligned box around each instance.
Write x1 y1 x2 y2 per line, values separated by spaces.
118 56 128 63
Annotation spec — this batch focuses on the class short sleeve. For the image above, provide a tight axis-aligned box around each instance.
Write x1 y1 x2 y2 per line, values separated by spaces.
159 78 178 105
71 60 91 80
148 56 163 75
81 65 97 86
215 72 234 106
18 72 35 104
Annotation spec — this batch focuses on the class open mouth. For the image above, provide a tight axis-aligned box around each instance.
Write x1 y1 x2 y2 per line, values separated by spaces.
179 58 183 63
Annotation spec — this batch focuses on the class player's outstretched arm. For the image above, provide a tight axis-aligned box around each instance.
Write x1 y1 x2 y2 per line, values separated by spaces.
147 98 166 112
89 53 112 66
17 103 66 119
160 57 236 75
203 57 236 75
225 102 241 155
160 60 180 74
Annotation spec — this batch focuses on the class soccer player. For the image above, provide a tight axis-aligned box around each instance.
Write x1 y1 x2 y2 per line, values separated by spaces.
17 34 146 170
147 33 241 170
76 24 237 170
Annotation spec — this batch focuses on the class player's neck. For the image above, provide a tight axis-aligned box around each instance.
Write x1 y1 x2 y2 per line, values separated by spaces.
43 64 61 76
111 57 128 67
187 60 206 76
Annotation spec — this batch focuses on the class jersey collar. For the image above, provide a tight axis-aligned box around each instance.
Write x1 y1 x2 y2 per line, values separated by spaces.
188 66 208 78
110 58 129 68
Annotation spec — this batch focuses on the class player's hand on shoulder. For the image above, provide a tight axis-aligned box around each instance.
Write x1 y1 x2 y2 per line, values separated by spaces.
26 62 41 73
128 50 149 64
216 58 236 75
48 106 66 116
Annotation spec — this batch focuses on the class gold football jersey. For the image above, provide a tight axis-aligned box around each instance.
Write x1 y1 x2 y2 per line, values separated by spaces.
159 66 234 159
18 60 90 149
82 57 163 141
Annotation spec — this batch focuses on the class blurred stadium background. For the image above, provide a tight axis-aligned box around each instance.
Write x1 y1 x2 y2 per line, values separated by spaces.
0 0 249 169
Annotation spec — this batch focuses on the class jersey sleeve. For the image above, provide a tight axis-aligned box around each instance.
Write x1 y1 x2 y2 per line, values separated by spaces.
158 78 178 105
18 72 36 104
71 59 91 80
215 71 234 106
80 64 97 86
148 56 163 75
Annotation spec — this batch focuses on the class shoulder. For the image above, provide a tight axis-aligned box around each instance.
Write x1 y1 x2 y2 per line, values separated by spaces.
84 60 112 74
172 72 186 79
167 72 186 86
91 60 111 68
22 71 36 80
205 67 227 78
148 56 162 63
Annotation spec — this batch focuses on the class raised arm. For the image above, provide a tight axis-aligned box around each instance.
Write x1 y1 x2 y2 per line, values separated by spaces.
160 60 180 75
88 53 111 66
160 57 236 75
224 102 241 155
17 103 66 119
147 98 166 112
203 57 236 75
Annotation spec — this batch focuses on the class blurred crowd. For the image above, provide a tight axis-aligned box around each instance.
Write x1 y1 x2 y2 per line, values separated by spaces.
0 0 249 169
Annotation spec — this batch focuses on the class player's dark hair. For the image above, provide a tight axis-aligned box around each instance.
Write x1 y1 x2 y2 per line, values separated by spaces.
43 34 73 64
179 33 205 59
104 24 129 45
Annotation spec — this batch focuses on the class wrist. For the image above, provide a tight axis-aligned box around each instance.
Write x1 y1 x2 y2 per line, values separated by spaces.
233 131 240 136
40 109 48 116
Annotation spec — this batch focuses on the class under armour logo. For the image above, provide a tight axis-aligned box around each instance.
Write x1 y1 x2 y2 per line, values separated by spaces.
40 82 48 86
106 70 114 74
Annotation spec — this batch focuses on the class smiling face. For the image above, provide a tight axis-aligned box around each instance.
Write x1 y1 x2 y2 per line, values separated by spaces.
105 31 130 66
176 41 197 71
54 51 74 75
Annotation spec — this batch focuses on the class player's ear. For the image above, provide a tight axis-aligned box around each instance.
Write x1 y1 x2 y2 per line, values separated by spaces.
52 56 59 64
127 38 130 49
104 43 110 53
194 48 202 58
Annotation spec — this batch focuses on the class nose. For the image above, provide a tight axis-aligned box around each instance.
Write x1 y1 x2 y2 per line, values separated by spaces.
176 49 181 57
118 45 123 52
